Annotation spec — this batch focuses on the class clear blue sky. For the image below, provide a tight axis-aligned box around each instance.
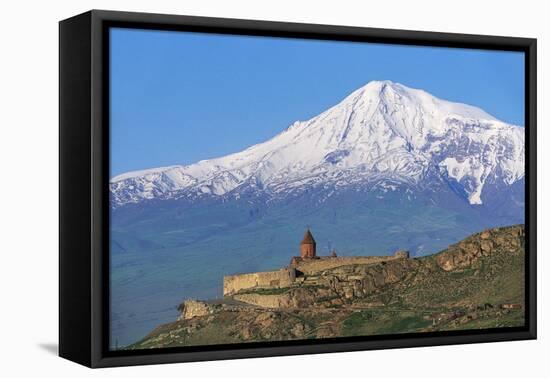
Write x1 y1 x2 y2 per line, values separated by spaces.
110 27 525 177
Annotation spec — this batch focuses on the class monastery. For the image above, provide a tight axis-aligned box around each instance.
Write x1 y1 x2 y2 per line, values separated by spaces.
223 229 409 296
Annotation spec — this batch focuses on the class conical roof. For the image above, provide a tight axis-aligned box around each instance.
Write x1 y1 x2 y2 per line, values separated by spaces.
301 229 316 245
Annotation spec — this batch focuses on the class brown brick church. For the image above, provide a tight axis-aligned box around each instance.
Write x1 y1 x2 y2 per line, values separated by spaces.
300 229 317 258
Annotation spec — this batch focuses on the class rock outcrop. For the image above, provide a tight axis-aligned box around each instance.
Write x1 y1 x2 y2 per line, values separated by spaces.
435 225 524 271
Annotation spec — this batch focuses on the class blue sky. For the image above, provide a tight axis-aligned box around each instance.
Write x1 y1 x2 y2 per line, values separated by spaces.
110 28 525 177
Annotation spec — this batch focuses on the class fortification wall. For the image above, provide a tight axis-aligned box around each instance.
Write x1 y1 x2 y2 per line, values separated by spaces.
223 268 296 296
233 293 291 308
178 300 213 320
293 252 408 275
223 252 410 296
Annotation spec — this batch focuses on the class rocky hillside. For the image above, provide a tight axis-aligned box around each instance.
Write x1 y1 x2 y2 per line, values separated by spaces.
127 225 525 349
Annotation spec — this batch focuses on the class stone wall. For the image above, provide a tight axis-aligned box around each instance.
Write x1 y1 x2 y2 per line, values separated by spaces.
223 252 410 296
223 268 296 296
233 293 291 308
234 285 340 309
178 300 213 320
292 252 407 275
394 250 410 259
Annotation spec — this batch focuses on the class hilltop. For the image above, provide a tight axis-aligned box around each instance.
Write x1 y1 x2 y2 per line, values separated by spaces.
127 225 525 349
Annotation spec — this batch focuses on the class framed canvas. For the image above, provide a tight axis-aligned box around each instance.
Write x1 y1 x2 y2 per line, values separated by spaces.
59 10 537 368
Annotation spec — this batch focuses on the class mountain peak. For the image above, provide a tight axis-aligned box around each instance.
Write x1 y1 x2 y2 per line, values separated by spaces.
363 79 396 89
340 80 498 124
346 79 401 101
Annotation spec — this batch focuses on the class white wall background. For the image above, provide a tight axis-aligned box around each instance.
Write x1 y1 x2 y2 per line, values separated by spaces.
0 0 546 376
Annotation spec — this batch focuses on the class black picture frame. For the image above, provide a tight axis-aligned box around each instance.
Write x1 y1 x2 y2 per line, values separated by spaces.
59 9 537 368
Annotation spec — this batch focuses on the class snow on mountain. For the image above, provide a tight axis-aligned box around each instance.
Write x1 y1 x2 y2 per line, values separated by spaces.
110 81 524 208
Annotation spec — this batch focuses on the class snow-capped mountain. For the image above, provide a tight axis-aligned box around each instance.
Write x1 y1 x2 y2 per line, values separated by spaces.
110 81 524 208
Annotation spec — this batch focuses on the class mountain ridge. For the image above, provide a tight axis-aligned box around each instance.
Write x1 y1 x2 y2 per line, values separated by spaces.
110 81 524 208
